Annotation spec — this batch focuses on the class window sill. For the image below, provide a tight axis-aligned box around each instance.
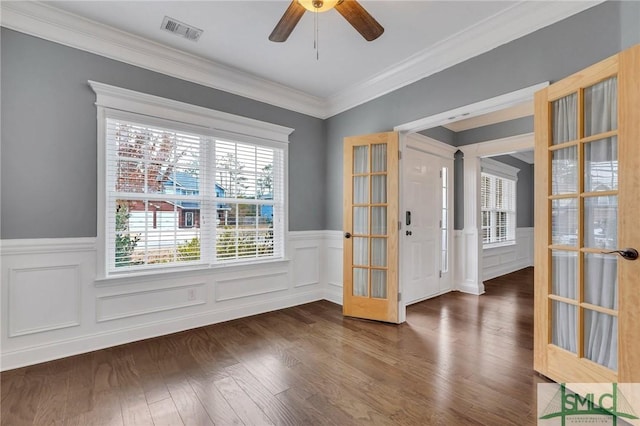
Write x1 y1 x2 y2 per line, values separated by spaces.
483 240 516 250
95 257 290 286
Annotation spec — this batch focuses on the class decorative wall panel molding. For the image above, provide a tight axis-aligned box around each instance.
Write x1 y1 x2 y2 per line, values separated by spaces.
293 246 320 288
215 272 289 302
96 283 206 322
8 265 81 336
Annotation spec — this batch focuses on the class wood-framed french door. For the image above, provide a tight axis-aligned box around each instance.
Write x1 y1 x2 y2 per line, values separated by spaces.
343 132 399 323
534 44 640 383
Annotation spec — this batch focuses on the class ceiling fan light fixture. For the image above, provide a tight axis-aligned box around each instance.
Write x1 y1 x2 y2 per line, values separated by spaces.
298 0 339 13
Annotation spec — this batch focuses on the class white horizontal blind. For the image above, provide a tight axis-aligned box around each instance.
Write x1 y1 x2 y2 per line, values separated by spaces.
213 139 284 263
481 172 516 246
105 117 285 273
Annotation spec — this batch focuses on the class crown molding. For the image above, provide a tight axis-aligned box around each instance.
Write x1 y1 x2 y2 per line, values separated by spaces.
0 1 327 118
324 1 603 117
481 157 521 180
509 150 535 164
1 1 602 120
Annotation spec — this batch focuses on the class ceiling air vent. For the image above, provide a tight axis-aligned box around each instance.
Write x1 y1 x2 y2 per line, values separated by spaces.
161 16 203 41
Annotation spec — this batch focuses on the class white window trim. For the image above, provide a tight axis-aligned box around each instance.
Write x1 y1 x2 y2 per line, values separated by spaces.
480 157 520 181
480 158 518 249
90 81 293 279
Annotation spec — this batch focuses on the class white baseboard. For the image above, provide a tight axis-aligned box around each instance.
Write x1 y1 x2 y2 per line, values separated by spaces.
457 281 486 295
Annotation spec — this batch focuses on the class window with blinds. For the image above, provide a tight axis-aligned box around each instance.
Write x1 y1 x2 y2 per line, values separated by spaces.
481 172 516 246
106 117 285 273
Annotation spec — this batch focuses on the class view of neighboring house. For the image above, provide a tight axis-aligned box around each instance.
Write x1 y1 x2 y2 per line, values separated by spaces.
127 172 227 232
126 171 273 247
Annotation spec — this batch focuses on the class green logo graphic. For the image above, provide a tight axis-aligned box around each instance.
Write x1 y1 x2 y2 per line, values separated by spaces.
539 383 639 425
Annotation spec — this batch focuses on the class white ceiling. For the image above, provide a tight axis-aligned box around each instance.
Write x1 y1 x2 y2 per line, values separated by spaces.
4 1 602 117
45 0 513 98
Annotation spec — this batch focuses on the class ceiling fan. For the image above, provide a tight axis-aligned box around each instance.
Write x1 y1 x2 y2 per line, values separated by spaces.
269 0 384 43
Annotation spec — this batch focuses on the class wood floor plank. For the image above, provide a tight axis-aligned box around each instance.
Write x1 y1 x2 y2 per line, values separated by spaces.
1 268 548 426
165 377 214 426
63 354 95 419
225 363 305 424
274 388 336 426
187 375 244 426
0 366 46 426
0 371 25 426
148 397 184 426
68 389 123 426
112 355 154 426
213 376 274 425
32 368 69 425
206 324 292 396
128 340 171 405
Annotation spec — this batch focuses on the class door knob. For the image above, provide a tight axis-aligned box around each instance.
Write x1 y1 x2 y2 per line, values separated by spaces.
344 232 351 239
604 248 638 260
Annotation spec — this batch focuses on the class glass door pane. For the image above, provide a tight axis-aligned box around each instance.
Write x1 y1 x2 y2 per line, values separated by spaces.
584 77 617 137
552 93 577 144
350 143 388 299
551 250 577 299
552 301 577 353
548 76 620 371
583 310 617 370
585 137 618 191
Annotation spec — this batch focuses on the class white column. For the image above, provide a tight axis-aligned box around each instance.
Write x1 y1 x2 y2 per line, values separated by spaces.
457 145 485 295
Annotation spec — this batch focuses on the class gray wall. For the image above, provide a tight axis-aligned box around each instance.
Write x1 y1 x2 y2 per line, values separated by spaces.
487 155 534 228
0 29 326 238
621 0 640 50
420 126 456 146
3 1 639 238
455 117 533 147
325 1 624 230
419 117 533 148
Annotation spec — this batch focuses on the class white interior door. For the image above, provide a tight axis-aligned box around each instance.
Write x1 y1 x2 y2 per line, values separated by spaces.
402 147 449 304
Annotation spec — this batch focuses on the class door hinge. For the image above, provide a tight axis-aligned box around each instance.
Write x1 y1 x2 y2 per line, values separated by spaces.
398 150 402 160
440 170 442 178
398 221 402 230
439 270 442 278
439 220 442 229
398 292 402 301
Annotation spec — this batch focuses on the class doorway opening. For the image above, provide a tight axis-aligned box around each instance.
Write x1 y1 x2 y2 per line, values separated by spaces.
394 82 547 321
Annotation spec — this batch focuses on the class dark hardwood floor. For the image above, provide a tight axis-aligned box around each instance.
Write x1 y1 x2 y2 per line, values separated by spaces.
1 267 548 425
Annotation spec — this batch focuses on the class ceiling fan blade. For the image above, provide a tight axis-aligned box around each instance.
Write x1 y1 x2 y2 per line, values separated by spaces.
269 0 306 42
335 0 384 42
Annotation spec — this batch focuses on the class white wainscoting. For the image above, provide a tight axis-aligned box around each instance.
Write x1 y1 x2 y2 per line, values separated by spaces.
452 229 485 295
482 227 534 281
0 231 325 371
324 231 344 306
0 228 532 370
